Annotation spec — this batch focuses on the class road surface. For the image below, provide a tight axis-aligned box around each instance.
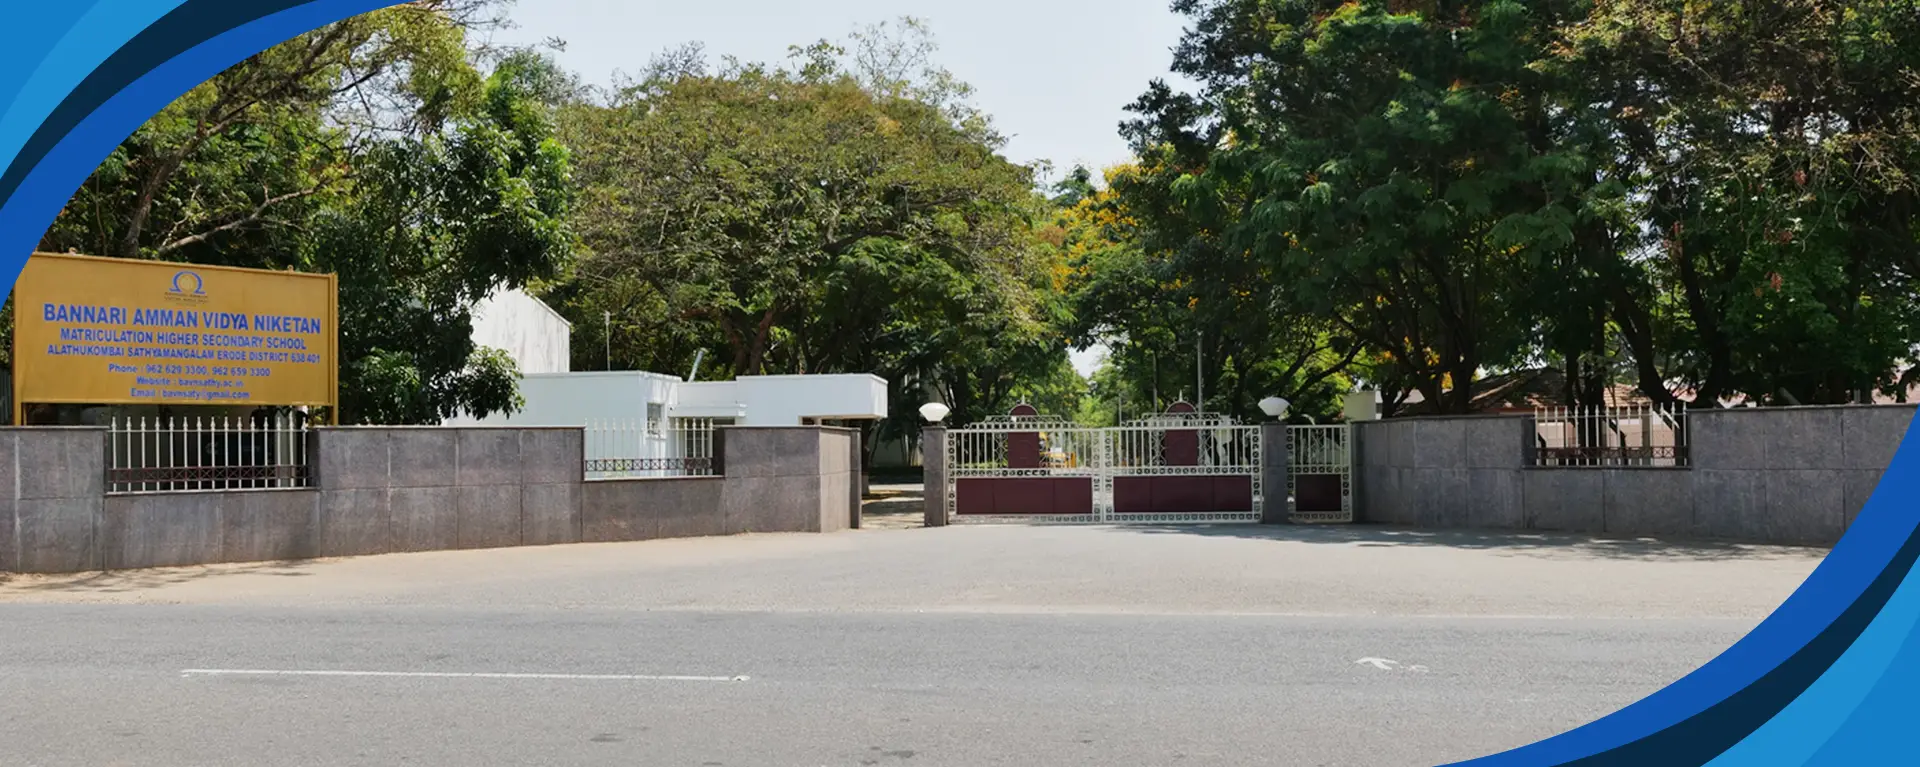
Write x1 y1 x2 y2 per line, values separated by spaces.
0 523 1825 766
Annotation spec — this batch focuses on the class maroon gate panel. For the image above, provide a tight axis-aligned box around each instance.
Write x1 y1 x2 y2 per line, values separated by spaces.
1161 401 1200 467
1006 434 1044 469
952 404 1094 516
1108 402 1252 515
1005 403 1045 470
1112 475 1255 515
955 477 1095 516
1294 475 1344 513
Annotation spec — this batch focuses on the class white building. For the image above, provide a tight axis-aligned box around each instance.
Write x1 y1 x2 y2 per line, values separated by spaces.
449 370 889 475
456 289 889 474
470 288 571 375
452 371 889 429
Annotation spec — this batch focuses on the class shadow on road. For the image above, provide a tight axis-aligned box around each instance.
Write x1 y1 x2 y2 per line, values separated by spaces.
1092 523 1825 562
853 481 1811 561
0 560 315 594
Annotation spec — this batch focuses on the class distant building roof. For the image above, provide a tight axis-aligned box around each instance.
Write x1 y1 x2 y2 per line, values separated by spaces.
1397 368 1655 415
1395 366 1920 416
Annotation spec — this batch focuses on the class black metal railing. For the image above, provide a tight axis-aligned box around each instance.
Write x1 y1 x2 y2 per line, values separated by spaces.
1533 405 1690 468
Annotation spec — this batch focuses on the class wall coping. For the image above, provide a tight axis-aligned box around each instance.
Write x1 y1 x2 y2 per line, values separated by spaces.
106 487 321 498
1356 413 1533 424
720 425 862 435
1688 403 1919 415
1360 403 1916 426
584 475 724 486
314 425 584 432
1524 465 1692 473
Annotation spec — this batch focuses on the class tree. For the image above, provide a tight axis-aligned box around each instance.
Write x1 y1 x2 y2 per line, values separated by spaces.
317 50 579 423
1126 0 1920 413
1059 160 1360 422
564 63 1038 375
1122 0 1582 414
1552 0 1920 406
556 22 1071 437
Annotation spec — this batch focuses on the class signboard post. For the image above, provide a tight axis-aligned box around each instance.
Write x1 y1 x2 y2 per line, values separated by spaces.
10 252 339 424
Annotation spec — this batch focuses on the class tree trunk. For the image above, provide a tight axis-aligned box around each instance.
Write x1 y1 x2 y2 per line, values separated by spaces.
1674 247 1733 407
1608 281 1675 406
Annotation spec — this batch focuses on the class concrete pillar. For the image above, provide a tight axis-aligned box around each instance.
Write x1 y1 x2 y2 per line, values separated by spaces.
922 426 949 528
1260 422 1291 524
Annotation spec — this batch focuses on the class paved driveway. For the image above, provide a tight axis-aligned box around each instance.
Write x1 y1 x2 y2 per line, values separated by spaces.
0 523 1825 766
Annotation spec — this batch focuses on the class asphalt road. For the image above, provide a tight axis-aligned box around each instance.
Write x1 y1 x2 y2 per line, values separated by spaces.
0 524 1826 767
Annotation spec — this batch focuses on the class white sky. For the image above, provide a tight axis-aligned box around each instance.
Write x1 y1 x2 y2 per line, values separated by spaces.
492 0 1190 375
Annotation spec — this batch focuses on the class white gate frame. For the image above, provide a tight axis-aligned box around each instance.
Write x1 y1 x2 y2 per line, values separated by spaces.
1287 424 1353 523
945 413 1264 525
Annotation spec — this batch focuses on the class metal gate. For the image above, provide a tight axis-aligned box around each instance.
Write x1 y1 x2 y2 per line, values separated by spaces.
946 404 1264 524
1287 424 1353 523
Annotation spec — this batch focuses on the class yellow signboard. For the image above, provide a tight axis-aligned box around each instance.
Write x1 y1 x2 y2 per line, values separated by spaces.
11 252 338 413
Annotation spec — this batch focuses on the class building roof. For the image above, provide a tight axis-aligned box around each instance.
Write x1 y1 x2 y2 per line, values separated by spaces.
1397 368 1655 415
1395 365 1920 415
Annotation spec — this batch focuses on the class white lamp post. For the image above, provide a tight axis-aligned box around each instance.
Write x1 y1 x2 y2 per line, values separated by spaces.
919 402 952 425
1258 397 1291 420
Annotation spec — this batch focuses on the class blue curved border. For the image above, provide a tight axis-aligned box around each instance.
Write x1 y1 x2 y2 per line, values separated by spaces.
1 3 1918 766
1452 416 1920 765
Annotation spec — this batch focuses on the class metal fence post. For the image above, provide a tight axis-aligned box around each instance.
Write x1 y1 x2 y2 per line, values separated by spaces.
849 429 864 530
1520 413 1538 468
1260 422 1290 524
923 425 949 527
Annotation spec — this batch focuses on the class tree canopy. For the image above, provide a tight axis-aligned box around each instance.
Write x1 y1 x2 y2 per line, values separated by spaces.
548 20 1079 441
1118 0 1920 413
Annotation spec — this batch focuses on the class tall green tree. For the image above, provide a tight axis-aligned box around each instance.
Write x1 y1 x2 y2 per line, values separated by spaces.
1057 162 1358 421
317 50 578 423
1127 0 1920 412
1552 0 1920 405
555 21 1074 439
1125 0 1581 413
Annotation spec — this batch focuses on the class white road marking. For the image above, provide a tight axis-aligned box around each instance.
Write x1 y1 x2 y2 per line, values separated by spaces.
180 669 749 682
1354 658 1433 673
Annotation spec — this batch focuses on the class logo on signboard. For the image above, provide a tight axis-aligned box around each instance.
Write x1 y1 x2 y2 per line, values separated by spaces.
165 270 209 305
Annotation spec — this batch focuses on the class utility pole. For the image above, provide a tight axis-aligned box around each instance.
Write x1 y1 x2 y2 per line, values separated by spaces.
603 311 611 371
1196 332 1204 411
1151 353 1160 409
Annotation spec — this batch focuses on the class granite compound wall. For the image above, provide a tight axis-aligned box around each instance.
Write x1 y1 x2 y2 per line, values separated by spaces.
0 425 861 574
1354 405 1917 546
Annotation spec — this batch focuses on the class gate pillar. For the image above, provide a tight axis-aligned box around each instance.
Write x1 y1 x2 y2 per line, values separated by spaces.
1261 422 1290 524
923 425 950 527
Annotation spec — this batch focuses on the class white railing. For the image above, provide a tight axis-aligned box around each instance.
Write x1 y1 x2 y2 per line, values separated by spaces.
584 418 719 479
108 412 313 493
1103 423 1262 473
948 422 1102 475
1534 404 1688 467
1288 424 1351 475
946 424 1261 476
945 420 1265 524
